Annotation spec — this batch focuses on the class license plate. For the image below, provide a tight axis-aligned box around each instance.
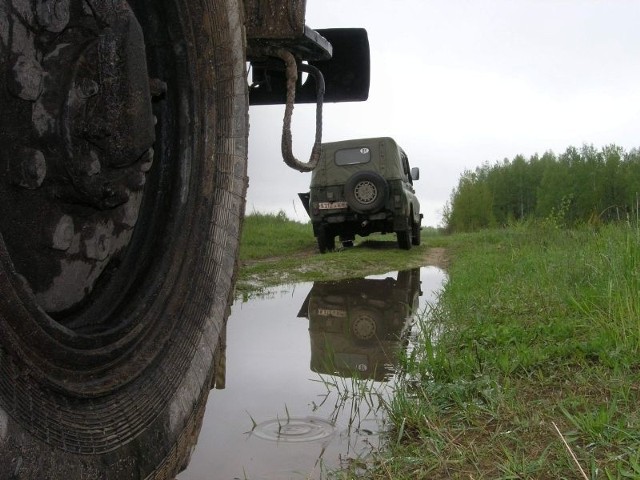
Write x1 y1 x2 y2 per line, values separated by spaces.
318 201 347 210
317 308 347 317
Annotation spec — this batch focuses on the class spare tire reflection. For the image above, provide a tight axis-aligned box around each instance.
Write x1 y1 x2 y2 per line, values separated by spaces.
298 268 422 381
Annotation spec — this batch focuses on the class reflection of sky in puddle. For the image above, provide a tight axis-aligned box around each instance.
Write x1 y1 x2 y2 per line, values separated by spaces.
178 267 446 480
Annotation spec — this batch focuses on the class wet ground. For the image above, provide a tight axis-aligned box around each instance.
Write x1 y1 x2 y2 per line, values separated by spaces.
178 266 446 480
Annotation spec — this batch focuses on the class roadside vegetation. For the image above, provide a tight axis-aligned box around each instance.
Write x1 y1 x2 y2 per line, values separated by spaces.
444 144 640 232
344 221 640 480
238 211 640 479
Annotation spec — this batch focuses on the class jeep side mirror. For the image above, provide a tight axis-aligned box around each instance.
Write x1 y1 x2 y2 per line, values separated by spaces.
411 167 420 181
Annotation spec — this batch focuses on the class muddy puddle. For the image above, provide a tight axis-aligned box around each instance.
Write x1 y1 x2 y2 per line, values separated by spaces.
178 266 446 480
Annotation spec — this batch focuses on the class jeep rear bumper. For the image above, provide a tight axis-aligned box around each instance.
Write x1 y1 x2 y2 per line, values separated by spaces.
310 210 407 239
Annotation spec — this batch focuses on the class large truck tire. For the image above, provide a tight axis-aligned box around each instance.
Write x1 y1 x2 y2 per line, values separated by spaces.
0 0 248 477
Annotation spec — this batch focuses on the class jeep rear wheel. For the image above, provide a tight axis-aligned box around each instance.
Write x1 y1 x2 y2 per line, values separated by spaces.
397 217 412 250
0 0 247 476
344 171 388 213
412 215 422 246
317 226 336 253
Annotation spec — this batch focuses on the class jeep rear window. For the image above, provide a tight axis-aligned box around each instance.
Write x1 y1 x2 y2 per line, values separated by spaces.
335 147 371 166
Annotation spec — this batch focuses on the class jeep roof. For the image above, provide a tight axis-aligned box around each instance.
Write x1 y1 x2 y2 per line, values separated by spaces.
311 137 408 187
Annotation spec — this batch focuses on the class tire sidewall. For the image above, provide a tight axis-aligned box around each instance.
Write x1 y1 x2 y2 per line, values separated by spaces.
0 0 248 477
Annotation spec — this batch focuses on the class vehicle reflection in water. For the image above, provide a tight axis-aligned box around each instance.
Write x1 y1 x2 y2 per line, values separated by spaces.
179 266 446 480
0 267 445 479
299 268 422 382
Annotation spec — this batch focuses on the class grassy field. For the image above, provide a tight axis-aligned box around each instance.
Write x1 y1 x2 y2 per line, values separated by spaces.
238 213 640 479
344 223 640 480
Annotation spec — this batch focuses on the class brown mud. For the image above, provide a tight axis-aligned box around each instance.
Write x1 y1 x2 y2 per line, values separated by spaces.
242 246 449 270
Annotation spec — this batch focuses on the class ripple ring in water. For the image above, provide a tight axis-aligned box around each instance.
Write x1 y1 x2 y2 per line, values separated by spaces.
252 417 336 443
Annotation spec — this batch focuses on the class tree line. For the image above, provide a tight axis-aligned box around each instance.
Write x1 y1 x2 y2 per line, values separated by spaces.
443 144 640 232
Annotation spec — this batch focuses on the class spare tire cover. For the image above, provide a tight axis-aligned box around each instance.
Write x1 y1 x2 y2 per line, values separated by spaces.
344 171 388 213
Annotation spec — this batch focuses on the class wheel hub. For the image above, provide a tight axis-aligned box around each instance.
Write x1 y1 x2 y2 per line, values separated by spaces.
351 312 377 340
1 0 156 313
353 180 377 205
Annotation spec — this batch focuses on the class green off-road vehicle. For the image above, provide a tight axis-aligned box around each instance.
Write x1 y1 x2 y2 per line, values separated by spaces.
300 137 422 252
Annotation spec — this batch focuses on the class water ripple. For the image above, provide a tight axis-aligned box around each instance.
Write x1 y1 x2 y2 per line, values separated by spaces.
252 416 336 443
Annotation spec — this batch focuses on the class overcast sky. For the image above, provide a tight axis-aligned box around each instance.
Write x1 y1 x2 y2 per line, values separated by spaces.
245 0 640 226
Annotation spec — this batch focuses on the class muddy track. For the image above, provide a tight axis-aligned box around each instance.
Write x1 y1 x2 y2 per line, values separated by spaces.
237 244 449 302
240 246 317 268
241 246 449 270
422 247 449 269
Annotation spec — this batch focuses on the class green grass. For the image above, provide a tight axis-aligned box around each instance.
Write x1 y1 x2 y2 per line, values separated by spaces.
350 222 640 479
239 211 315 261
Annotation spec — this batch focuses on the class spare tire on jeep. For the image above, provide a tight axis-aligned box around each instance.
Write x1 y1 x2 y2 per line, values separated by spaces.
344 171 388 213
